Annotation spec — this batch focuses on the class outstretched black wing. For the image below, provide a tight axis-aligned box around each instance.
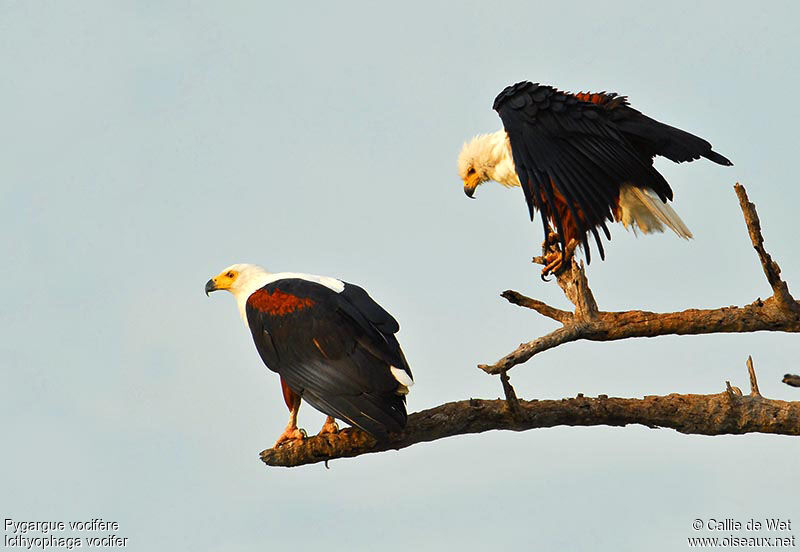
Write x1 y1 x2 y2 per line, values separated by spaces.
245 278 411 441
494 82 675 261
607 102 733 167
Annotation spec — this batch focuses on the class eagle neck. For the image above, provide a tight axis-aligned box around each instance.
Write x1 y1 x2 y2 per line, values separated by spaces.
488 131 519 188
232 270 274 327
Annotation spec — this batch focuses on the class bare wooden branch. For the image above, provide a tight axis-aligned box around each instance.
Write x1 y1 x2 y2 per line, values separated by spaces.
500 370 520 414
480 296 800 374
559 260 599 319
783 374 800 388
481 184 800 375
500 290 572 323
530 258 599 319
746 356 761 397
725 380 742 399
734 183 799 314
261 389 800 468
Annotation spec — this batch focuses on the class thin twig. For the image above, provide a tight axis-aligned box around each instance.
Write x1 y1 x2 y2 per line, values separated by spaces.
500 290 572 323
734 183 798 313
500 370 520 414
747 356 761 397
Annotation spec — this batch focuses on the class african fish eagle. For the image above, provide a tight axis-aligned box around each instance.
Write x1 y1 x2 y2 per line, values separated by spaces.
205 264 413 447
458 81 732 276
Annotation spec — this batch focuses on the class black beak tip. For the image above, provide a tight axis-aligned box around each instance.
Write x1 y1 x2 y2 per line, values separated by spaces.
205 279 216 297
464 187 476 199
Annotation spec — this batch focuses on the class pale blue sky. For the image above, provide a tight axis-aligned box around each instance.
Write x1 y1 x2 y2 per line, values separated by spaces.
2 1 799 550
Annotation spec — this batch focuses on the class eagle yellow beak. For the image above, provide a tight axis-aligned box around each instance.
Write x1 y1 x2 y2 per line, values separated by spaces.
463 173 480 199
205 269 239 296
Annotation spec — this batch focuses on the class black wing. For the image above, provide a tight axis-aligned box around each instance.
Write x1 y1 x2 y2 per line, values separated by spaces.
245 278 410 440
494 82 675 261
608 105 733 167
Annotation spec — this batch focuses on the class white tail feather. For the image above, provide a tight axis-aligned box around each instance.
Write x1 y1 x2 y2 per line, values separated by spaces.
617 185 693 239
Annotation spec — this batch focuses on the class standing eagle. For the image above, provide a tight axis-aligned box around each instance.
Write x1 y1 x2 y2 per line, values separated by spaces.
458 81 732 275
205 264 413 447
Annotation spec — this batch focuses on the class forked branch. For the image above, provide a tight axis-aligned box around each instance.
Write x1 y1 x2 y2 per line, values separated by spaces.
479 184 800 375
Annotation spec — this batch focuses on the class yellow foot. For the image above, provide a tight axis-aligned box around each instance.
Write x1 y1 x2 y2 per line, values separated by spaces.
317 417 339 436
541 252 565 277
273 426 307 448
541 239 578 278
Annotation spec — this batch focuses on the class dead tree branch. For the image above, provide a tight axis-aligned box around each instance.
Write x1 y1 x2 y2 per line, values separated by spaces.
735 185 799 314
259 184 800 468
746 356 761 396
480 184 800 375
262 361 800 468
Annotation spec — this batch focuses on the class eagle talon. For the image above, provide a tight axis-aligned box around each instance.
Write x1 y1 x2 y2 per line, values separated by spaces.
273 425 307 448
541 252 565 277
540 239 578 278
318 416 339 436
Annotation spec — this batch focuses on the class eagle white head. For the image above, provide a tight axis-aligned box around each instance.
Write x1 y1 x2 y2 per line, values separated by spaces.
205 263 273 323
457 130 520 197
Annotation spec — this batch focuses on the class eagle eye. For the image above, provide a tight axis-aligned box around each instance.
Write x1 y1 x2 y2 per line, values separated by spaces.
226 271 234 278
467 167 476 175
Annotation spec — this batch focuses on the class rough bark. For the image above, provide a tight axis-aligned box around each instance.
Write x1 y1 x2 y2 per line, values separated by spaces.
480 294 799 375
262 386 800 468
